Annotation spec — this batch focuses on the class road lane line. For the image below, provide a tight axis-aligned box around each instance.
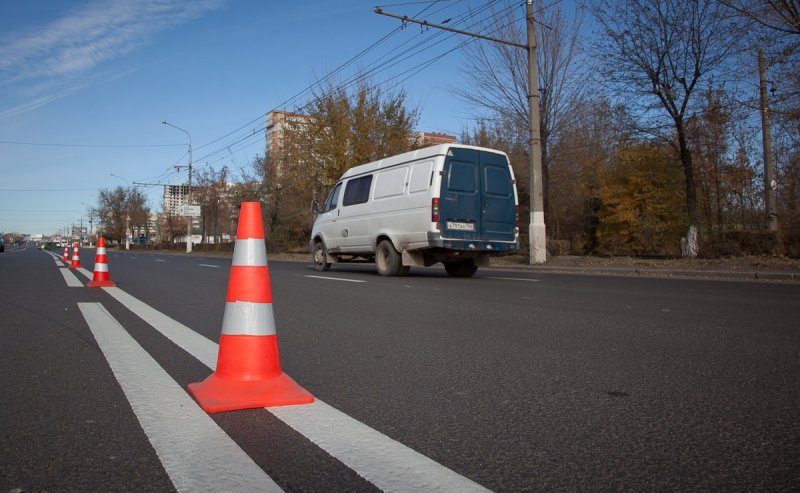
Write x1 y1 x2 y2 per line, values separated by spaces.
155 259 166 262
270 401 489 492
59 268 84 287
305 275 367 283
102 287 219 368
487 277 541 282
102 286 487 492
77 303 282 493
198 264 220 268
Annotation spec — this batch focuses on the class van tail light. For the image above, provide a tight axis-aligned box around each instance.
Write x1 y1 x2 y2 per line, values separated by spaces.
516 205 520 227
432 198 440 224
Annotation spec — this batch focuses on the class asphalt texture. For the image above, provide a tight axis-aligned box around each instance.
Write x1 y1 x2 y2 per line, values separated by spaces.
2 244 799 491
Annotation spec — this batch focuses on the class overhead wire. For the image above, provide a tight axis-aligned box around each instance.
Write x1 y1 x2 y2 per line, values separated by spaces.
192 0 514 167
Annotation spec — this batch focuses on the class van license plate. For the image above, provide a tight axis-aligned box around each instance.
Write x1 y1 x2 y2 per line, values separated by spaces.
447 221 475 231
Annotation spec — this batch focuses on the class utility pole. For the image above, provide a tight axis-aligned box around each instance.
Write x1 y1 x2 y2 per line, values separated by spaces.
758 48 778 232
525 0 546 263
162 121 194 253
375 0 547 264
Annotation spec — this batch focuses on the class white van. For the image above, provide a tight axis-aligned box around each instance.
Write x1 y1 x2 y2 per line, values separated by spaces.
310 144 519 277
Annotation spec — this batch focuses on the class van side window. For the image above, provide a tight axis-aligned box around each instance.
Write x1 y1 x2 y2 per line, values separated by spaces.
409 161 433 193
323 183 342 212
342 175 373 206
374 167 407 199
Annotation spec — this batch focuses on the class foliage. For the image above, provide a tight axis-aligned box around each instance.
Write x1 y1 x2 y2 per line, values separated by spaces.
194 166 235 242
96 186 150 243
592 0 741 257
595 143 687 256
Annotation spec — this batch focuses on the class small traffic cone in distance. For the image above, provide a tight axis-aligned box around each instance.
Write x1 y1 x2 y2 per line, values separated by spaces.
62 244 70 263
188 201 314 413
68 242 82 269
87 237 115 288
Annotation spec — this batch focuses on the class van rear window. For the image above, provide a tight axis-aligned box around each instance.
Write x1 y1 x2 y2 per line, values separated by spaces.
485 165 512 196
343 175 373 206
447 161 477 193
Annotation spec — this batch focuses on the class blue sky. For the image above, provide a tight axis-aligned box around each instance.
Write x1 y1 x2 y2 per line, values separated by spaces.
0 0 536 236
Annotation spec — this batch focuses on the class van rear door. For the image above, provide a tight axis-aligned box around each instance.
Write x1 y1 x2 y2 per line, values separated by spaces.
439 148 516 242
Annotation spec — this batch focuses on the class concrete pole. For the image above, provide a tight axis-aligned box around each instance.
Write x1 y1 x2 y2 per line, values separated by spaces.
758 48 778 231
187 138 193 253
527 0 547 264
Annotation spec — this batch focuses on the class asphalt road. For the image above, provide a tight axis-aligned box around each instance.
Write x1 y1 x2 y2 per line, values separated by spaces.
2 245 799 491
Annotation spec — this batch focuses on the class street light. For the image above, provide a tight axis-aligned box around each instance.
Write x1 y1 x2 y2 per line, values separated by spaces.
161 120 193 254
110 173 131 250
81 202 95 246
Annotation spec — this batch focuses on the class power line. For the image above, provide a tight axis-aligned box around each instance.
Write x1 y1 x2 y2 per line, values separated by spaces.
0 140 184 148
192 2 512 167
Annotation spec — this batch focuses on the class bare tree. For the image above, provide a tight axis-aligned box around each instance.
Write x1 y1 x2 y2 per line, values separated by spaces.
453 0 587 232
592 0 738 257
720 0 800 35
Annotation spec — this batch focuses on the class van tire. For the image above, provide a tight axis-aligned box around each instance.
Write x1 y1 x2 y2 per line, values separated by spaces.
313 241 331 271
376 240 402 276
444 260 478 277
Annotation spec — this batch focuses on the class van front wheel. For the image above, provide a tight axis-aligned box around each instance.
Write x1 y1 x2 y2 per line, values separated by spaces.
444 260 478 277
376 240 402 276
313 241 331 271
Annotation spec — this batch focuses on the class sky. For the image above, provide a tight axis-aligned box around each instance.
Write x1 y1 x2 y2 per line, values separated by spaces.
1 0 535 236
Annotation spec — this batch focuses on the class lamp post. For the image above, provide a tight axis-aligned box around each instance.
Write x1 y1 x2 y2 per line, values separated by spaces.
81 202 95 246
110 173 131 250
162 120 193 254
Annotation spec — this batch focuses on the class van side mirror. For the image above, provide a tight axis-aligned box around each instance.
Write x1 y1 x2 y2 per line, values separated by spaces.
311 200 321 214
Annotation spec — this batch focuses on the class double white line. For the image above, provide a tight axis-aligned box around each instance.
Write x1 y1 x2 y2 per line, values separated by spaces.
51 251 488 492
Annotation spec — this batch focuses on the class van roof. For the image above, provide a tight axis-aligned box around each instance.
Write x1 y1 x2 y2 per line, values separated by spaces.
340 144 508 180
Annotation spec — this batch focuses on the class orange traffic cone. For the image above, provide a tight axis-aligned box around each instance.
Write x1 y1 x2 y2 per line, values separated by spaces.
62 244 70 263
87 237 115 287
187 202 314 413
68 242 82 269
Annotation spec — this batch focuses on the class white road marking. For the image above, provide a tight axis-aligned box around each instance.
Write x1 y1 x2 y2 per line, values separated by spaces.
271 401 489 492
103 285 486 492
58 268 84 287
77 303 281 493
155 259 167 262
198 264 220 268
305 275 367 283
487 277 541 282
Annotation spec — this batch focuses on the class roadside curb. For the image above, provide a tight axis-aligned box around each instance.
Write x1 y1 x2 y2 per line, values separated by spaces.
489 264 800 282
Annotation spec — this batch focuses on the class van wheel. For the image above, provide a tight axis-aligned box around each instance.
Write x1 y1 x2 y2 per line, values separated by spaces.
313 241 331 271
444 260 478 277
376 240 402 276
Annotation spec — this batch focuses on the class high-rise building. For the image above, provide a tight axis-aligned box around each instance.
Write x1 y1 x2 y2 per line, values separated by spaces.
162 184 192 215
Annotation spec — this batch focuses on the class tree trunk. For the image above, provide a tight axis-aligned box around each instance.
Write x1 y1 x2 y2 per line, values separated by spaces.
677 123 699 257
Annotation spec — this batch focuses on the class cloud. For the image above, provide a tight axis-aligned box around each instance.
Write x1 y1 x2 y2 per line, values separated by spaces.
0 0 225 117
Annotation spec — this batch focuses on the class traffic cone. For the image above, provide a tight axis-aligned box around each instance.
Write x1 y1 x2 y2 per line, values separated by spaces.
68 242 82 269
62 244 69 263
188 201 314 413
87 237 115 287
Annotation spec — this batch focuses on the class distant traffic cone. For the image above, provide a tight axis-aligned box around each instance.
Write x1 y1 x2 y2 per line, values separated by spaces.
87 237 115 287
188 202 314 413
68 242 82 269
62 244 70 263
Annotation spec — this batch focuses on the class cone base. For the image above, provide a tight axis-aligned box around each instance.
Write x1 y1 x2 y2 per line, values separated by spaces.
68 264 81 269
87 279 116 287
188 371 313 413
